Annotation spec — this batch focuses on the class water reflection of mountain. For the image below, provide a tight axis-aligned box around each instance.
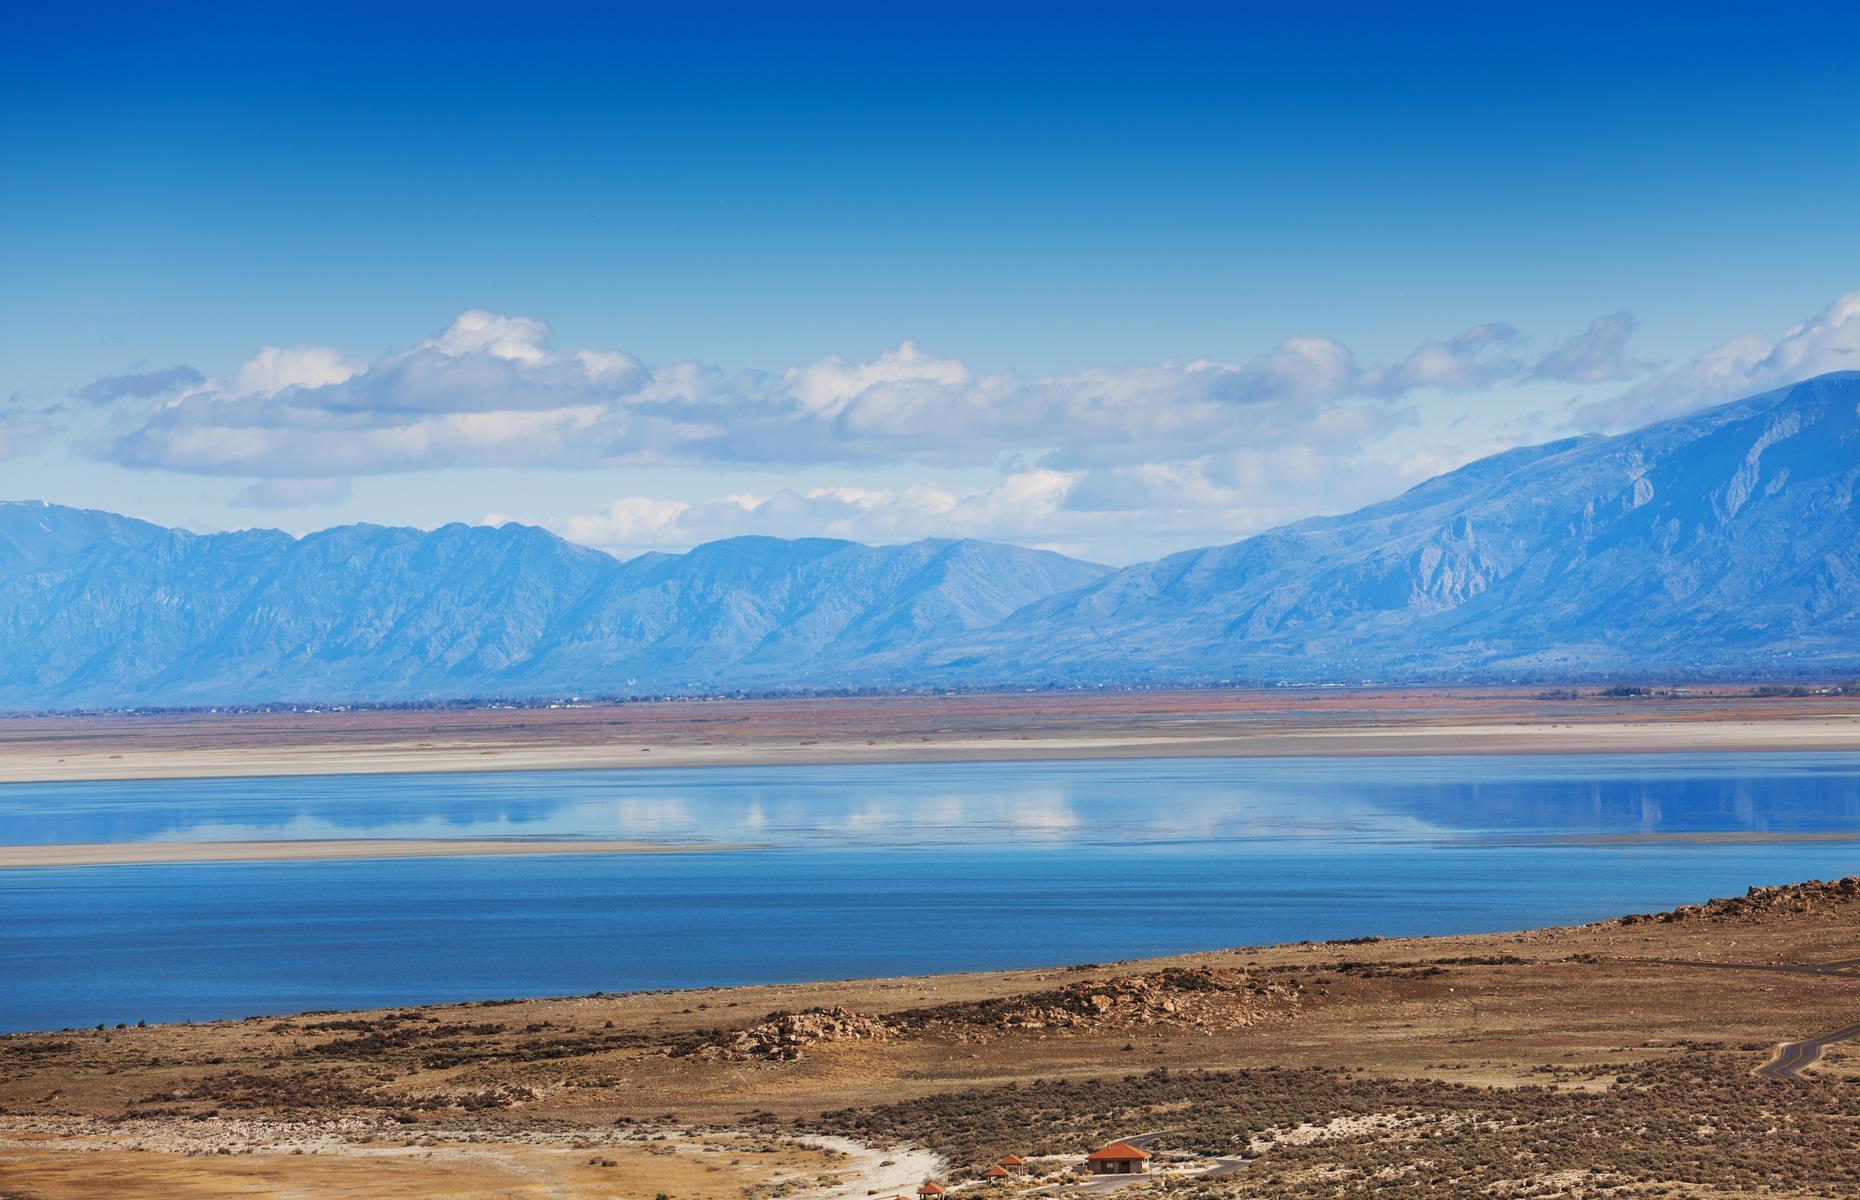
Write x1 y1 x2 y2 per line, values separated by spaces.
1351 767 1860 838
4 754 1860 849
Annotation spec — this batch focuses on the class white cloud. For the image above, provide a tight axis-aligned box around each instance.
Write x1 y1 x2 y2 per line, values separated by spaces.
541 496 694 547
1362 323 1524 395
784 340 971 416
48 292 1860 562
510 449 1459 564
1225 335 1359 400
230 345 361 397
1533 311 1647 384
426 310 553 365
80 305 1714 561
75 364 203 404
1583 290 1860 429
514 470 1084 556
101 309 1567 481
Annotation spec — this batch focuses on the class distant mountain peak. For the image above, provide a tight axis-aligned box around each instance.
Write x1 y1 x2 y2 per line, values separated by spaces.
0 506 1107 707
1 373 1856 708
893 371 1860 684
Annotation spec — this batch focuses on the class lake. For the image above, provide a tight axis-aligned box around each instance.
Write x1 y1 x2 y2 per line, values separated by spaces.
4 753 1860 1033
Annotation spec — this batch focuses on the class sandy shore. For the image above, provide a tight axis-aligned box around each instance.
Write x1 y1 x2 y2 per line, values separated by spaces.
0 689 1855 784
0 719 1856 786
0 838 761 869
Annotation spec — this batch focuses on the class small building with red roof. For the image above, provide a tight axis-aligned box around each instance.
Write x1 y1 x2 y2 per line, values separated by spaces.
918 1184 947 1198
996 1154 1026 1173
1085 1142 1151 1175
982 1166 1011 1181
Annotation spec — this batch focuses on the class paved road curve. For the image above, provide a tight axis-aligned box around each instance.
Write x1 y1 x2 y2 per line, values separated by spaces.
1624 956 1860 1080
1198 1156 1250 1179
1089 956 1860 1096
1757 1020 1860 1080
1379 951 1860 1080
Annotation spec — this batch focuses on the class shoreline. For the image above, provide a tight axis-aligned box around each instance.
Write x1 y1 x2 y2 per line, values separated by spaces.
0 838 763 869
1 713 1857 785
2 872 1847 1039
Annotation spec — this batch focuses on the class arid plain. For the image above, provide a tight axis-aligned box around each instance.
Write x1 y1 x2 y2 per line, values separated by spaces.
2 687 1857 785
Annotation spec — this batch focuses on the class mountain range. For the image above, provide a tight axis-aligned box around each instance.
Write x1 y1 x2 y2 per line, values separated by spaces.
3 372 1856 709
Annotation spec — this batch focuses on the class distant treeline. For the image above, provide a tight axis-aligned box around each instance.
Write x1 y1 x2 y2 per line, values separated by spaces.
6 676 1859 722
1537 683 1860 700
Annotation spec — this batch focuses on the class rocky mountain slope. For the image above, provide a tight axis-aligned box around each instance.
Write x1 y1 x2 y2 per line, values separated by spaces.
0 508 1105 707
2 372 1855 707
891 372 1860 684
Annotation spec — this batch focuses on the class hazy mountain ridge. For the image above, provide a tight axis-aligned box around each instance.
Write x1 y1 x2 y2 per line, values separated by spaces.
890 372 1860 682
2 373 1856 708
0 507 1107 706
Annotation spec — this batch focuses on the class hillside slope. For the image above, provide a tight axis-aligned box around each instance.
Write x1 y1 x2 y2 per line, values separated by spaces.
0 506 1105 707
897 373 1860 682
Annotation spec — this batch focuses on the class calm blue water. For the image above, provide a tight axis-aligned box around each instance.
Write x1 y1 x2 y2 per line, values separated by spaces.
4 754 1860 1032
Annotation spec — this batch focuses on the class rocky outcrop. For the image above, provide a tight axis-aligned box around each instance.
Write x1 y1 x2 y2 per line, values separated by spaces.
901 967 1304 1035
682 1007 896 1061
1618 877 1860 925
678 968 1305 1062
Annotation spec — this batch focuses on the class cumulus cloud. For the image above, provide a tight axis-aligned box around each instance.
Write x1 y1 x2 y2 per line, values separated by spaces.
507 470 1083 555
85 304 1753 559
784 340 970 416
1582 291 1860 429
230 346 360 397
506 449 1446 564
1362 323 1524 395
99 309 1564 481
75 364 203 405
536 496 695 547
429 310 552 364
1533 311 1649 384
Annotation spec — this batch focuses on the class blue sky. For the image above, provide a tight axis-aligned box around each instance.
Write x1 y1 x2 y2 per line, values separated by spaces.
5 2 1860 563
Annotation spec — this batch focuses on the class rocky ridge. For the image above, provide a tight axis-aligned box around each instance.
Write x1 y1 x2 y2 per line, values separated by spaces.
1617 876 1860 925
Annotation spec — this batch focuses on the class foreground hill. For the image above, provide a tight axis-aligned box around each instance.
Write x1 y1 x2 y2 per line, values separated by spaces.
899 371 1860 683
10 877 1860 1197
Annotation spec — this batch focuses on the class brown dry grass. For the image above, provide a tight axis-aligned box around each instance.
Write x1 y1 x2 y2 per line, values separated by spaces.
0 1128 847 1200
11 878 1860 1196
